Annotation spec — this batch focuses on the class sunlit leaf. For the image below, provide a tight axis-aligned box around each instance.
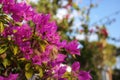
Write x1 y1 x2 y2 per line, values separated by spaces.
13 46 18 55
25 63 31 71
15 22 22 26
0 22 4 33
25 70 33 80
72 3 79 10
39 67 43 78
18 58 26 61
2 58 10 68
0 45 8 54
40 44 46 52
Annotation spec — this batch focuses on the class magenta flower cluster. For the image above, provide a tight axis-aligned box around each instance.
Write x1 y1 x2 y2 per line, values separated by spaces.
0 0 92 80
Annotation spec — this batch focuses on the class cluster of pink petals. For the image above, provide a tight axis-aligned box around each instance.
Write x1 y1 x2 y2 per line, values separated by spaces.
0 73 18 80
72 62 92 80
0 0 91 80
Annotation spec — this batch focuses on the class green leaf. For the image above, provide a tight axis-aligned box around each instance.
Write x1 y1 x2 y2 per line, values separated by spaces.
25 70 33 80
72 3 80 10
2 58 10 68
25 63 31 71
0 45 8 54
39 67 43 78
15 22 22 26
0 22 4 33
13 46 18 55
40 44 45 52
0 47 7 54
18 58 25 61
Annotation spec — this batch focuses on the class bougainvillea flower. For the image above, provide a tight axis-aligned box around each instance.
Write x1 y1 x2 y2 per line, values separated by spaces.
2 1 34 21
32 55 42 66
33 13 50 25
78 71 92 80
56 54 66 63
2 0 15 14
0 73 18 80
71 62 92 80
58 78 67 80
53 65 67 78
65 40 80 55
0 0 92 79
72 61 80 72
12 24 32 45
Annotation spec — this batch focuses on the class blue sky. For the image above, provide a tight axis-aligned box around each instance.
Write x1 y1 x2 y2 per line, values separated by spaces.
79 0 120 47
